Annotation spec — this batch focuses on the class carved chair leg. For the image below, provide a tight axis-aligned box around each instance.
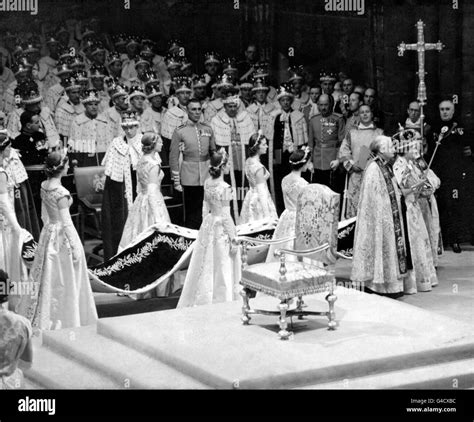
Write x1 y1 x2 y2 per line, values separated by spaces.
326 289 337 330
278 300 291 340
240 288 251 325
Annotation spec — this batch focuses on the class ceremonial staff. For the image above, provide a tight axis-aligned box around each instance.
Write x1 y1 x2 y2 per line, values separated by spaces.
398 20 444 143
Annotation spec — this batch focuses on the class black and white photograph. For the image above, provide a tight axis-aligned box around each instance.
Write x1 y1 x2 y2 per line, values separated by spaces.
0 0 472 417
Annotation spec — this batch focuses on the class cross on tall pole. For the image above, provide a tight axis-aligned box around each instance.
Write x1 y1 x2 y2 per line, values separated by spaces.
398 20 444 142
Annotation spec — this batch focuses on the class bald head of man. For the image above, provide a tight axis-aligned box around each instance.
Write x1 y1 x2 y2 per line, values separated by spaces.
439 100 455 122
407 101 421 123
317 94 332 117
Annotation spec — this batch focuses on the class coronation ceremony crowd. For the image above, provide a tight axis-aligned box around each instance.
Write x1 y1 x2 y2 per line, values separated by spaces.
1 16 473 389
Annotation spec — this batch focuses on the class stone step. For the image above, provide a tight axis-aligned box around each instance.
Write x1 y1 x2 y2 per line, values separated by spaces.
95 291 474 389
300 358 474 389
24 346 119 389
41 325 208 389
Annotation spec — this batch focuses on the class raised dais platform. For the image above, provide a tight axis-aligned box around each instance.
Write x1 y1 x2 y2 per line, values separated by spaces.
25 285 474 389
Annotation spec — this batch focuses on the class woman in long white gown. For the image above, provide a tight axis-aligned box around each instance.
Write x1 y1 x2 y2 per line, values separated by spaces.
0 136 30 310
18 151 98 330
393 141 438 294
118 132 170 251
267 147 311 262
240 132 278 223
177 149 241 308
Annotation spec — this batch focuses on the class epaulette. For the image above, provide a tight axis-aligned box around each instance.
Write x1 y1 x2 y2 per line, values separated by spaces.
175 123 188 131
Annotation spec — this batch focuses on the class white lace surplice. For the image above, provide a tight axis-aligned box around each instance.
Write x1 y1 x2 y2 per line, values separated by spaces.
393 157 438 293
17 185 98 330
240 158 278 224
119 154 171 251
266 174 308 262
177 180 241 308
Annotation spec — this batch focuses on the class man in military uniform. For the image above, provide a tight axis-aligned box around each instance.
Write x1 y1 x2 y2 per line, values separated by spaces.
308 94 345 190
161 77 192 165
170 98 216 229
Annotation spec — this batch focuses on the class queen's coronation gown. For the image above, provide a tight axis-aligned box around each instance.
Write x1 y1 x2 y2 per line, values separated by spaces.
18 184 98 330
177 179 241 308
266 173 308 262
118 153 170 251
240 157 278 224
393 156 438 293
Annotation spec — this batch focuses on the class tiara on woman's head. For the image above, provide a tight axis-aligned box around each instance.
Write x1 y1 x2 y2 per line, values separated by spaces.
210 147 228 171
46 148 69 173
249 129 266 153
289 145 311 165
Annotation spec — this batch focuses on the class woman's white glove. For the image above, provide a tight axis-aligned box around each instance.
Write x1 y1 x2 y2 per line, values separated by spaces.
59 207 81 262
0 192 21 234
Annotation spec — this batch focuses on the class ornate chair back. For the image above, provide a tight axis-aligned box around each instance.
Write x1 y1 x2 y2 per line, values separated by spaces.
294 183 340 266
73 166 106 209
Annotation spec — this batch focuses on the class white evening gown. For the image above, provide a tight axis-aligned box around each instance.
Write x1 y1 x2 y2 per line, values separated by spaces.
17 184 98 330
266 174 308 262
119 154 170 251
240 157 278 223
177 179 241 308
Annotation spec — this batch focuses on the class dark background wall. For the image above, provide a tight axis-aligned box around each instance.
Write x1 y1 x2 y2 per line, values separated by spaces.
0 0 471 134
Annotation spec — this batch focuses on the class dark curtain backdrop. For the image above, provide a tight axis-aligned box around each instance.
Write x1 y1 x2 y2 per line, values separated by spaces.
0 0 470 135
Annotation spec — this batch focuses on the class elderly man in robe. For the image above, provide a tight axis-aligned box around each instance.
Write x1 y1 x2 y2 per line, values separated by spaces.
351 135 408 298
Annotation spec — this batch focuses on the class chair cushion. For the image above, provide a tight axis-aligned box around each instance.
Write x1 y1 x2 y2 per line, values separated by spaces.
241 262 333 300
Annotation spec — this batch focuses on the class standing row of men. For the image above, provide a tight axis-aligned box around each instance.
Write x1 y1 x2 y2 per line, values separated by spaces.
2 23 471 251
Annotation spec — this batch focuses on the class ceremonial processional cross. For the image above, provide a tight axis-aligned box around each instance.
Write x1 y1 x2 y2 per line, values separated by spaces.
398 19 444 140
